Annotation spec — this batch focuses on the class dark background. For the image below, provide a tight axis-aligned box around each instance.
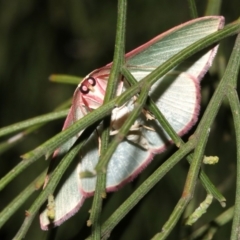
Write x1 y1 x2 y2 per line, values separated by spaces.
0 0 239 239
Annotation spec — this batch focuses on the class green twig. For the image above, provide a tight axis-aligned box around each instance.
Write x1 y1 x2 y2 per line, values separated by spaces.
225 33 240 240
89 0 127 239
187 0 198 18
205 0 222 16
0 110 68 138
49 74 82 85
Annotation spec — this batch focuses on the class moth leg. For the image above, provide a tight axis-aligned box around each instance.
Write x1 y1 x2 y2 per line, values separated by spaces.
131 95 155 121
110 120 151 150
111 103 157 149
126 121 153 150
142 108 155 120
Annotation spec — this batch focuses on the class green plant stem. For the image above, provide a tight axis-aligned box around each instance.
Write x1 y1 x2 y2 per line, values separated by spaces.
0 110 69 155
90 0 127 239
225 33 240 240
0 110 68 137
187 0 198 18
205 0 222 16
224 86 240 240
49 74 81 85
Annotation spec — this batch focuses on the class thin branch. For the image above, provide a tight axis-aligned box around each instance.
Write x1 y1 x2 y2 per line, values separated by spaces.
90 0 127 238
187 0 198 18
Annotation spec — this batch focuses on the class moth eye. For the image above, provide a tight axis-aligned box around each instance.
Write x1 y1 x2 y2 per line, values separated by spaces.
79 84 89 94
79 76 96 94
87 77 96 86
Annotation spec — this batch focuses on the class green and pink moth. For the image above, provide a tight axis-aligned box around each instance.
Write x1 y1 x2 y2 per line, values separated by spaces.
40 16 225 230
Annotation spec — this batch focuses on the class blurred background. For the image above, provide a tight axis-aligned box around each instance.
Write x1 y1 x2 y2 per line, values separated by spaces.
0 0 240 239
